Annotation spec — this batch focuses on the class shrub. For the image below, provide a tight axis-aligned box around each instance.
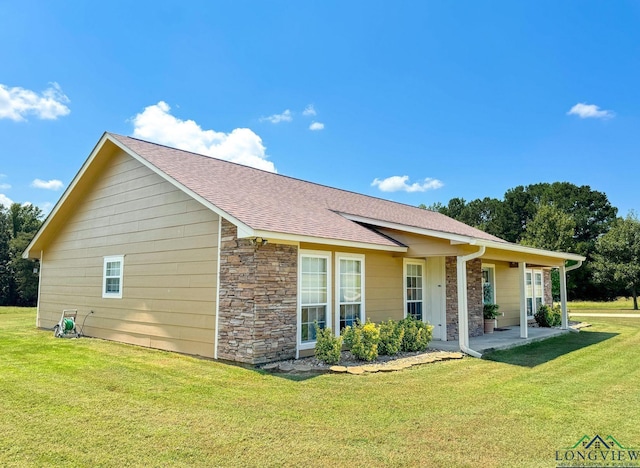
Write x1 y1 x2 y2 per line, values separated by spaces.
399 316 433 352
534 304 562 327
343 319 380 361
378 320 404 356
483 303 500 320
314 324 342 365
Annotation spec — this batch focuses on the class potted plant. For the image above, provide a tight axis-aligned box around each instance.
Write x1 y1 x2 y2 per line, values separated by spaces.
483 303 500 334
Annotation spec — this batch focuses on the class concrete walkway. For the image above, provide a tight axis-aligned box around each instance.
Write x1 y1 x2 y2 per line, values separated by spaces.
569 313 640 318
429 326 571 355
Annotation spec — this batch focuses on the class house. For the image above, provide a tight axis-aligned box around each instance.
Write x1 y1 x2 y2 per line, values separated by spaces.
23 133 586 364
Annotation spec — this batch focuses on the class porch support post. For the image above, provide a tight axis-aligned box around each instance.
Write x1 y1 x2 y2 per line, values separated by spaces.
519 262 528 339
456 257 469 350
456 246 485 357
559 264 569 330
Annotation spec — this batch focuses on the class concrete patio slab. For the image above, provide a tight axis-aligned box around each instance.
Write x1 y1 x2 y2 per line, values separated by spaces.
429 326 572 356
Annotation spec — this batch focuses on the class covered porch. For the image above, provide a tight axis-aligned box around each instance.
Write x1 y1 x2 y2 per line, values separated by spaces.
430 325 574 356
453 241 585 357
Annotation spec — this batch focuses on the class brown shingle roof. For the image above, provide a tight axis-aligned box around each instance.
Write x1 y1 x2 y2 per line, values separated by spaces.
110 134 505 248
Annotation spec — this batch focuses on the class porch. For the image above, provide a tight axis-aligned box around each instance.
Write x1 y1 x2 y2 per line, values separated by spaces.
429 325 573 356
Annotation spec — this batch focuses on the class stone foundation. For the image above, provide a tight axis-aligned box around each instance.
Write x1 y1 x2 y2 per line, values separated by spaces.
217 219 297 364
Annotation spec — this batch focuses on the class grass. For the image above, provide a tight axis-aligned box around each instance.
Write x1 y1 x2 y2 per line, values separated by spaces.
2 307 640 467
567 297 639 312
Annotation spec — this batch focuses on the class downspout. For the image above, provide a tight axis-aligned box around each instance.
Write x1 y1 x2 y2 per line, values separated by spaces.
457 246 486 358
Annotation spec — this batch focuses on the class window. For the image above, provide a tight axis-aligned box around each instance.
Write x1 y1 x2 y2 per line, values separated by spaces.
299 252 331 347
534 271 543 311
336 254 364 331
404 260 425 321
525 269 544 317
103 255 124 299
482 265 496 304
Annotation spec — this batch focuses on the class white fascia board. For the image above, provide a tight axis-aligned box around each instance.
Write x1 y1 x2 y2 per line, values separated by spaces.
107 135 255 238
338 212 585 262
249 229 408 253
476 239 586 262
23 132 112 259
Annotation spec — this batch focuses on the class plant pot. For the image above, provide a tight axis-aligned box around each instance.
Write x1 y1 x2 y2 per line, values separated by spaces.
484 319 495 334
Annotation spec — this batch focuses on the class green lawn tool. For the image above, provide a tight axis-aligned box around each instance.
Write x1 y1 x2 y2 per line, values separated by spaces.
54 309 80 338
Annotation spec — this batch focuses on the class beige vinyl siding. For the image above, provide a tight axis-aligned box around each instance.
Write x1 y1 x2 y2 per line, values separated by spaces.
38 150 219 358
365 252 404 322
493 261 522 327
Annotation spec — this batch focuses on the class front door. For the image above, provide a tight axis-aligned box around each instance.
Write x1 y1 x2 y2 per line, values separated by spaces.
425 257 446 340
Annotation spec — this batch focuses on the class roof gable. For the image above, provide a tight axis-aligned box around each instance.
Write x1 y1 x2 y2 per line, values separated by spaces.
24 132 585 263
109 134 504 247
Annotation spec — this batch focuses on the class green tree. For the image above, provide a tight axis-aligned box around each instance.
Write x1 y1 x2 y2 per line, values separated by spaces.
0 203 43 306
424 182 618 300
0 206 11 305
521 204 576 252
592 213 640 310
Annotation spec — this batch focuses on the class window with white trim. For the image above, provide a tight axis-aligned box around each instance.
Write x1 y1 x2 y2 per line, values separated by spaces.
299 252 331 346
482 265 496 304
525 269 544 317
336 254 365 331
404 261 424 321
103 255 124 299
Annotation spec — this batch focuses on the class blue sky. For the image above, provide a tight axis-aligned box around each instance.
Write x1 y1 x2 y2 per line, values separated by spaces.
1 1 638 217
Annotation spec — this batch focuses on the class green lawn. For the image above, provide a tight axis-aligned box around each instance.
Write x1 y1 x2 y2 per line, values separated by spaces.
2 307 639 467
568 297 639 312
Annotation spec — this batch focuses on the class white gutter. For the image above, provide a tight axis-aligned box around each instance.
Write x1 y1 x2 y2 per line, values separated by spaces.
457 246 486 358
565 260 583 272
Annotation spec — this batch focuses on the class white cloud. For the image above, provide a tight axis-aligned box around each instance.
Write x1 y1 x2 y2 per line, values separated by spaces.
302 104 317 116
0 82 70 121
309 121 325 131
259 109 293 124
0 193 13 207
132 101 276 172
31 178 64 190
567 102 614 119
371 175 444 193
0 183 10 190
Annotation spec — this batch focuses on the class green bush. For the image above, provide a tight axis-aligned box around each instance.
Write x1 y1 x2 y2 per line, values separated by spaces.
534 304 562 327
314 324 343 365
398 316 433 352
342 319 380 361
483 303 500 319
378 319 404 356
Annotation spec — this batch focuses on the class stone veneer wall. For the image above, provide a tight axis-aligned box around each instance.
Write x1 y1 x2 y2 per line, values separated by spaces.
217 219 298 364
445 256 484 341
445 257 459 341
466 258 484 337
543 269 553 305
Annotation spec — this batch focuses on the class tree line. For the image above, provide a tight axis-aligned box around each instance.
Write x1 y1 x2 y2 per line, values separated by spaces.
423 182 640 307
0 203 43 306
2 182 639 308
